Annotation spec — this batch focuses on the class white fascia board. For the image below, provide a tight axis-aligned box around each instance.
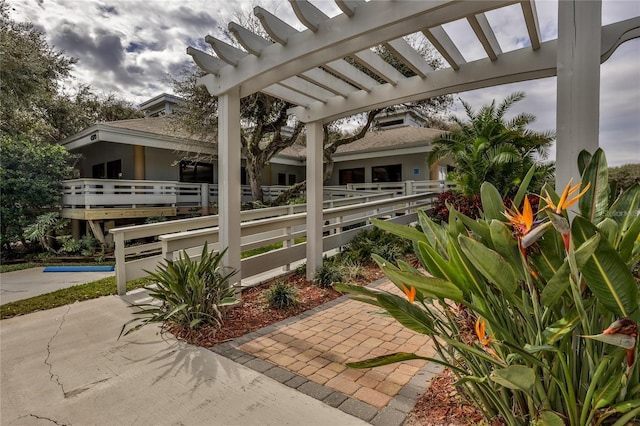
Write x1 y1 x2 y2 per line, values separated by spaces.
63 125 216 156
332 145 431 163
269 156 304 166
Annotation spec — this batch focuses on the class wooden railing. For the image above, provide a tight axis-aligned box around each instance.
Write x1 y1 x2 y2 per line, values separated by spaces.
110 191 439 295
62 178 449 210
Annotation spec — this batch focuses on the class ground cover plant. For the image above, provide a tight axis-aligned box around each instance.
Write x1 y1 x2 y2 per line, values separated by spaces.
337 149 640 425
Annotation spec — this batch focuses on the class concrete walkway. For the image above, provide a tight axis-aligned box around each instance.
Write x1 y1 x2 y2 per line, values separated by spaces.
0 291 367 426
0 267 115 304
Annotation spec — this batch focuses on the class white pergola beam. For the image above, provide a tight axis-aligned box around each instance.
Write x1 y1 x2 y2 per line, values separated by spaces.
205 36 246 66
290 18 640 123
261 84 319 107
467 13 502 61
322 59 378 92
423 26 467 70
212 0 519 97
280 76 335 103
521 0 541 50
351 49 405 85
384 38 435 78
228 22 271 56
335 0 365 17
254 6 298 45
186 47 224 75
555 0 602 192
290 0 327 32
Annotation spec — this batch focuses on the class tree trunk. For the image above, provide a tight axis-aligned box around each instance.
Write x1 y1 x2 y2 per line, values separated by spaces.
245 162 264 202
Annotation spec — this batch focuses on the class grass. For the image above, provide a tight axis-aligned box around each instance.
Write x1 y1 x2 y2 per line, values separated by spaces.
0 275 153 320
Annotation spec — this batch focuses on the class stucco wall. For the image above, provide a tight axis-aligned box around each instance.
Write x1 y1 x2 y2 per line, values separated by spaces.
144 147 181 181
326 153 430 185
74 142 134 179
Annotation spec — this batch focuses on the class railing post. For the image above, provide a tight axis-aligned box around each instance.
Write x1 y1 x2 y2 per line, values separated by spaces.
114 232 127 295
200 183 209 215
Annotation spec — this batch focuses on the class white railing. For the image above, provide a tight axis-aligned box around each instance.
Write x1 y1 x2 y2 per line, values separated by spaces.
62 178 449 210
110 191 440 295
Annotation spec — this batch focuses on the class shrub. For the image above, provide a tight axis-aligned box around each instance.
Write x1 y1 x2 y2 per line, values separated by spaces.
266 281 299 310
429 190 483 223
343 226 411 263
337 149 640 425
340 261 365 283
314 259 344 288
120 244 238 337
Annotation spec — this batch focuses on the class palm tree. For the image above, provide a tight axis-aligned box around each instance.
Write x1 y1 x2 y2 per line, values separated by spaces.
427 92 554 197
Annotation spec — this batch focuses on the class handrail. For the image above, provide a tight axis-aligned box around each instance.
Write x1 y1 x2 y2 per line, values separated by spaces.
111 190 439 294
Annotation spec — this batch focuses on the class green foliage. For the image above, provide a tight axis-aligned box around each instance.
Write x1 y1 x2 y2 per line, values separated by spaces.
120 245 238 337
24 212 68 252
265 281 299 310
0 275 150 319
609 163 640 193
341 226 412 264
0 135 72 249
337 149 640 425
427 92 554 197
340 261 365 283
313 259 344 288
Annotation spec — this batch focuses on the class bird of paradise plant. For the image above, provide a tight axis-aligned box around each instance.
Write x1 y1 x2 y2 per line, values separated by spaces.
335 149 639 426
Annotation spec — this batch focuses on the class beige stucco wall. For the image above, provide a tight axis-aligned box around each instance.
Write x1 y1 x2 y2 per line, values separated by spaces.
326 153 431 185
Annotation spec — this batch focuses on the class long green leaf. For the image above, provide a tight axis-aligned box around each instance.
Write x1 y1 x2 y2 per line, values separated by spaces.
489 365 535 392
513 165 537 209
607 183 640 232
481 182 506 221
458 235 517 295
593 372 624 410
346 352 431 369
371 218 427 244
375 292 435 334
380 267 464 302
619 213 640 263
416 241 466 291
574 218 639 316
579 148 610 223
537 411 565 426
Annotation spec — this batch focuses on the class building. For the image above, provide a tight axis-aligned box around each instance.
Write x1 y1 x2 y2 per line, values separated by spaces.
59 94 451 242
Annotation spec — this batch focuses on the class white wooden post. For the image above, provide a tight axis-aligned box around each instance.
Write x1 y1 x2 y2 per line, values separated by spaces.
218 88 242 289
555 0 601 191
306 121 324 281
200 182 209 215
114 232 127 295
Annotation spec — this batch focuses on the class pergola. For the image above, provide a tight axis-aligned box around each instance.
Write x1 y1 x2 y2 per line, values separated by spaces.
188 0 640 283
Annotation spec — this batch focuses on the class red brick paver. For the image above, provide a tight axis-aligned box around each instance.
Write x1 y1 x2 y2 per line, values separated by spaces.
238 281 436 409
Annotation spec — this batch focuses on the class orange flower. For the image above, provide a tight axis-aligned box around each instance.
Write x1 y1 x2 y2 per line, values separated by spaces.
542 179 591 215
504 195 534 240
401 283 416 303
475 317 493 346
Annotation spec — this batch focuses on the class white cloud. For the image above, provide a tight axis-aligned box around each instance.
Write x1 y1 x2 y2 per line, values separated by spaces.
7 0 639 165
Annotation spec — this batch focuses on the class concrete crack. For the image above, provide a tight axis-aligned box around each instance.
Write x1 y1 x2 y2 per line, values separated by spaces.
27 413 70 425
44 305 71 398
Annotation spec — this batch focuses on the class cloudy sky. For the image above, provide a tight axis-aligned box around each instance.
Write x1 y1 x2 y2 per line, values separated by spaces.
9 0 640 166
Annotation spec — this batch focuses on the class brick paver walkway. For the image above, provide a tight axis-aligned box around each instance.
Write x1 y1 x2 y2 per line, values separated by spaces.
238 281 438 411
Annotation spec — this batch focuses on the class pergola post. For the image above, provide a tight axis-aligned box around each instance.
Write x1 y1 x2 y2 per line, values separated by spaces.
306 121 324 281
555 0 602 191
218 88 242 289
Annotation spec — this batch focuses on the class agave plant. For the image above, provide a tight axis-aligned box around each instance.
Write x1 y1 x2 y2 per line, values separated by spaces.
120 244 238 337
335 149 639 425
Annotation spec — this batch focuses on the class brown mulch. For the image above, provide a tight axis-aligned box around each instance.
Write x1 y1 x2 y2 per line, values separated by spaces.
404 369 488 426
168 263 487 425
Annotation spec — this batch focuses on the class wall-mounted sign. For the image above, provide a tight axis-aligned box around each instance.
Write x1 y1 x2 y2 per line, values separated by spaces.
413 168 420 175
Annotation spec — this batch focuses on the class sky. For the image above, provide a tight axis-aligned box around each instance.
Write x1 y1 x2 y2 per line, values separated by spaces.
9 0 640 166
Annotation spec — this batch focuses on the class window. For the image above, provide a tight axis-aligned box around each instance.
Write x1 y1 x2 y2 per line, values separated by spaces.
92 163 106 179
241 167 247 185
339 168 365 185
372 164 401 182
378 118 404 128
180 161 213 183
106 160 122 179
277 173 286 186
288 174 296 185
